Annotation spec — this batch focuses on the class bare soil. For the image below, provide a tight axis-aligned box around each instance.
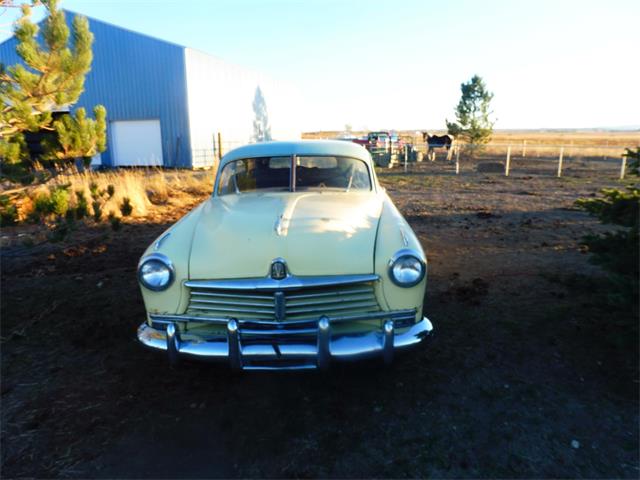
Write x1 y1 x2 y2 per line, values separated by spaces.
1 163 638 478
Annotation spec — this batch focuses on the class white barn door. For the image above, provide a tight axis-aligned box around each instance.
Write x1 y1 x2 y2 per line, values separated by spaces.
111 120 163 166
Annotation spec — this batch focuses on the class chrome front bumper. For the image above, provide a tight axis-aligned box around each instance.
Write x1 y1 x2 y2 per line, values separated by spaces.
137 314 433 371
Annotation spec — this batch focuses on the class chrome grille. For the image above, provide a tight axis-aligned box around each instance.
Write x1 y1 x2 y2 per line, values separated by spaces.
188 290 275 319
285 286 378 319
187 283 380 321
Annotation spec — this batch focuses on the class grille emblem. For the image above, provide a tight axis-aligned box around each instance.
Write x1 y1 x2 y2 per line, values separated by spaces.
270 260 287 280
274 291 285 321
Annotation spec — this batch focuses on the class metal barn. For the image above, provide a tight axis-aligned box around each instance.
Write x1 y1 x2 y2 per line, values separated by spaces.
0 11 301 168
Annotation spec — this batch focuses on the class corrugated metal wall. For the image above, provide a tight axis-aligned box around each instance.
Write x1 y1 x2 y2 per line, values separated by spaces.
0 11 192 167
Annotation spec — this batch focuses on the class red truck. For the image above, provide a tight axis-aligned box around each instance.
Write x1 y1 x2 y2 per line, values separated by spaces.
352 131 404 154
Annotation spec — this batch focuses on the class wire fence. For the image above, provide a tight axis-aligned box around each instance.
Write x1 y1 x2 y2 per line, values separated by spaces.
192 140 253 169
192 149 217 169
374 141 637 180
193 136 638 181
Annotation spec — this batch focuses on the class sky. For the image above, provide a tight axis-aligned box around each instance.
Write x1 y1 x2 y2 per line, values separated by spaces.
1 0 639 131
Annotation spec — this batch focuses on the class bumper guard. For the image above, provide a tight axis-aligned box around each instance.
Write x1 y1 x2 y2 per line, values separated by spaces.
137 312 433 371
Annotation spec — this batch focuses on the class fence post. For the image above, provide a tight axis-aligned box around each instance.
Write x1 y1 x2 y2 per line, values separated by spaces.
217 132 223 161
404 145 408 173
505 145 511 176
620 154 627 180
213 133 218 160
455 145 460 175
557 147 564 178
522 140 527 158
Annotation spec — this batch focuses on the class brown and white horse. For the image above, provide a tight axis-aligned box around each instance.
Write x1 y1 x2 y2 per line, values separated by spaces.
422 132 454 161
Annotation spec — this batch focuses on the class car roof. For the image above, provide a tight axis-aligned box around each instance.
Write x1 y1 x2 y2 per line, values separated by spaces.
219 140 372 167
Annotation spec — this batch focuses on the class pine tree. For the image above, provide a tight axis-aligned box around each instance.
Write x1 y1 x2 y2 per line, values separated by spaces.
446 75 494 150
41 105 107 164
251 86 272 142
575 147 639 322
0 0 106 171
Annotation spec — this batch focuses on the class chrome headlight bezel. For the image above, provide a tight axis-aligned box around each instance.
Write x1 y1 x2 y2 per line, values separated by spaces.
138 253 175 292
388 248 426 288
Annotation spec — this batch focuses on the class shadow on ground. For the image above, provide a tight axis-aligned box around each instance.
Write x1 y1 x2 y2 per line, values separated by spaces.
1 170 638 478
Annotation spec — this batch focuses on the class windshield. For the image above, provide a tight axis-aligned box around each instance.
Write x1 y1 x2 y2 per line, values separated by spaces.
217 155 372 195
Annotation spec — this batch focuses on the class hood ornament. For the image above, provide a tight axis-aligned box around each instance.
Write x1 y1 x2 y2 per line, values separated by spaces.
270 258 288 280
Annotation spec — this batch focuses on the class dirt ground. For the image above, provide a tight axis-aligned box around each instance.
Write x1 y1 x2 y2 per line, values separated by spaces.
1 161 638 478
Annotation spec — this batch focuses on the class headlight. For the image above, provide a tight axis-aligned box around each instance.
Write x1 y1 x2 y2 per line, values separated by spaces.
138 253 175 291
388 249 426 287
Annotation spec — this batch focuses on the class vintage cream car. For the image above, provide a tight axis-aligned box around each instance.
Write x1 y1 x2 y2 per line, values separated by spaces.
137 140 433 370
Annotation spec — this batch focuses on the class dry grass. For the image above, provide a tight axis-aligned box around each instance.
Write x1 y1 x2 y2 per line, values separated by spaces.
55 169 214 218
480 131 639 158
4 168 214 224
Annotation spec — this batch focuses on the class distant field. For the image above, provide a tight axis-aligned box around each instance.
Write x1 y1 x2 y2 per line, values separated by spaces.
478 131 639 159
489 130 640 147
303 129 640 146
303 129 640 158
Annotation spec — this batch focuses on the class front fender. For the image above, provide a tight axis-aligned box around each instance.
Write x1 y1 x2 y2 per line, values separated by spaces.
374 194 426 320
138 200 207 317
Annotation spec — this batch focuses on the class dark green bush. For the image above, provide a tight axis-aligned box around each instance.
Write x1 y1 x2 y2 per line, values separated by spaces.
576 147 639 316
30 186 70 221
625 147 639 176
0 195 18 227
65 207 76 223
108 211 121 231
48 217 69 242
89 181 99 200
75 191 88 219
0 156 35 185
49 187 69 216
120 197 133 217
33 192 54 217
92 200 102 222
575 187 639 228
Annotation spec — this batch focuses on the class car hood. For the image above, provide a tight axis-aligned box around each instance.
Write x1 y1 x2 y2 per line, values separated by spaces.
189 191 383 279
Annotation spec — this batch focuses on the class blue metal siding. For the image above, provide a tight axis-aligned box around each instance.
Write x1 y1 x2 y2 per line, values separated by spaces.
0 13 192 167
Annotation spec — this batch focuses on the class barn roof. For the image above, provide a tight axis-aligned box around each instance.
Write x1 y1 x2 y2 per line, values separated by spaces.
0 9 184 49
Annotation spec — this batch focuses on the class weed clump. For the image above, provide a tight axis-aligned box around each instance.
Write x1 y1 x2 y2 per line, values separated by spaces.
92 200 102 222
108 211 121 231
50 187 70 216
75 191 89 219
0 195 18 226
89 181 100 199
30 186 70 221
120 197 133 217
